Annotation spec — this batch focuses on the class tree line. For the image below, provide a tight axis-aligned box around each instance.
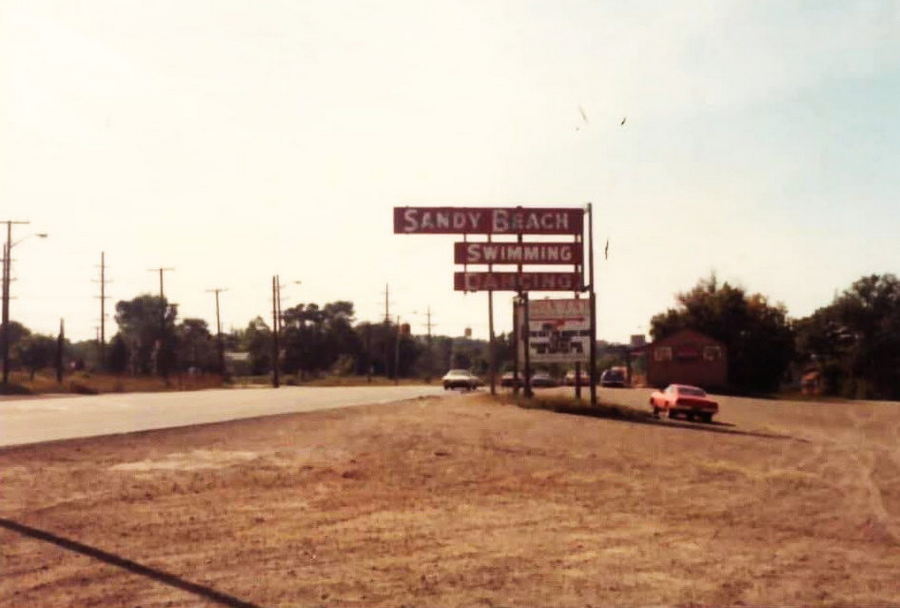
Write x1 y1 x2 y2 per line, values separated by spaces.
4 295 502 384
650 272 900 399
5 272 899 399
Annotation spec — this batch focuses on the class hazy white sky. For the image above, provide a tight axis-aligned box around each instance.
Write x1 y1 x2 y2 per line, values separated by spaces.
2 0 898 344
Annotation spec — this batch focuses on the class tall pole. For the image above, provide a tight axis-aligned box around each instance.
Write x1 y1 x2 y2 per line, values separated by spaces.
2 220 30 385
574 232 583 401
95 252 110 370
101 252 106 365
523 292 533 398
587 203 597 407
148 267 174 378
383 283 390 379
272 276 280 388
487 235 496 395
207 288 227 376
56 318 65 383
512 296 520 396
394 315 401 385
2 240 9 386
365 324 372 383
425 306 433 383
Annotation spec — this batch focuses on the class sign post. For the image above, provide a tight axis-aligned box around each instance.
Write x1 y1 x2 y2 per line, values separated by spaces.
394 205 591 400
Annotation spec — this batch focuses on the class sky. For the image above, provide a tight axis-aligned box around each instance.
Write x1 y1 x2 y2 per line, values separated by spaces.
1 0 898 345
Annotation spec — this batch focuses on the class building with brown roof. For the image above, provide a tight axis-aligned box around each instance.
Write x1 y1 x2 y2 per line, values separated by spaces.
646 329 727 390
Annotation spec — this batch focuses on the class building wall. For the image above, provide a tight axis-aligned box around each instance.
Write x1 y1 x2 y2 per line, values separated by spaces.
646 329 727 389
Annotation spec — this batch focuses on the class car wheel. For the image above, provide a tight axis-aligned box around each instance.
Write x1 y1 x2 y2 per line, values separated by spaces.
652 407 660 418
700 413 713 424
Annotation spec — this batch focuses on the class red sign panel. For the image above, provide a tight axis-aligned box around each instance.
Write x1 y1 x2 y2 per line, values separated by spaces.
454 272 583 292
395 207 583 235
454 242 582 265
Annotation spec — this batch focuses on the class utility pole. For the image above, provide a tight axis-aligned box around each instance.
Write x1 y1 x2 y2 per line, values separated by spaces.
148 267 174 299
56 318 65 383
394 315 401 385
207 288 227 376
94 252 111 369
380 283 394 379
365 323 372 383
424 306 434 383
271 275 280 388
587 203 598 407
2 220 30 385
148 267 174 378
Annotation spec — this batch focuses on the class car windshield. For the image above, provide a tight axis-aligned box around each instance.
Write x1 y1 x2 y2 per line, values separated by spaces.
678 386 706 397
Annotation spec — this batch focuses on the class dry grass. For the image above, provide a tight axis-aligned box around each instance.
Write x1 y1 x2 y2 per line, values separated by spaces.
2 371 225 396
2 393 898 607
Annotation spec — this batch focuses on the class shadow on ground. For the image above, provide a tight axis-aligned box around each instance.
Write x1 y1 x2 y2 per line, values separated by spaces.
0 518 264 608
505 397 801 442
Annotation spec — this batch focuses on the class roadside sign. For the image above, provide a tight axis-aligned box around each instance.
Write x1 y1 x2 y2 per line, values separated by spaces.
395 207 583 235
454 272 582 292
527 298 590 363
454 242 582 265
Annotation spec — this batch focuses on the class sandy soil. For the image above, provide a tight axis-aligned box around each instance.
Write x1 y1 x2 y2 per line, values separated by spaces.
1 390 899 607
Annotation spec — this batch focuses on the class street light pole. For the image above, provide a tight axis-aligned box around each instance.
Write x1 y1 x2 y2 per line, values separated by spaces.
1 222 46 386
207 288 228 376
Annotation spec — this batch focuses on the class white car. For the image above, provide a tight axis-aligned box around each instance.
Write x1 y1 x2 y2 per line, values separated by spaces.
441 369 482 390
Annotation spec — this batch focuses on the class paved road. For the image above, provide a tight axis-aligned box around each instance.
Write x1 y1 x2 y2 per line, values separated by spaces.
0 385 448 447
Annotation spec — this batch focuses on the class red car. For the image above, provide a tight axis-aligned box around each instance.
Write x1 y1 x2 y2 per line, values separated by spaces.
649 384 718 423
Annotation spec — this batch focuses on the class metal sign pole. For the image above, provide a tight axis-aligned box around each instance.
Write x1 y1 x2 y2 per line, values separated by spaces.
587 204 597 406
488 235 496 395
512 296 520 396
523 291 533 398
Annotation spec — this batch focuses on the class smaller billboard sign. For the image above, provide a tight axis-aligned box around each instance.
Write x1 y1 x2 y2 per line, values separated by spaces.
455 272 582 292
395 207 583 235
527 298 590 363
454 242 582 265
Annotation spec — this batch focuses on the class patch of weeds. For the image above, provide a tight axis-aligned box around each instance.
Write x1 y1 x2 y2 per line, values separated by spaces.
0 383 31 396
68 381 99 395
496 393 655 423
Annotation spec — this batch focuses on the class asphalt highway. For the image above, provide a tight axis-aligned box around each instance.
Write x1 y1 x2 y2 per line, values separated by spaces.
0 385 447 447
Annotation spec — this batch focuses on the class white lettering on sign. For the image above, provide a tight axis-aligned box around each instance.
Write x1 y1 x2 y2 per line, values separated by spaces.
462 244 578 264
402 209 485 232
455 272 581 292
491 210 571 233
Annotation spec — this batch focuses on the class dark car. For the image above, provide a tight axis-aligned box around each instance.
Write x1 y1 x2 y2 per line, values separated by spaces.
600 368 626 388
500 372 521 387
530 371 559 388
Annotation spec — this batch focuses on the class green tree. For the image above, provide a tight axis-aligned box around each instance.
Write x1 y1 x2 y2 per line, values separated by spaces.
235 317 272 375
281 301 362 378
176 318 215 372
650 274 794 393
17 334 56 380
106 334 130 374
114 294 178 375
796 274 900 399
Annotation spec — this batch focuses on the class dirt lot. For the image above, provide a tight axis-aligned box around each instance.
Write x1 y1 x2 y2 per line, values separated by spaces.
2 390 899 607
